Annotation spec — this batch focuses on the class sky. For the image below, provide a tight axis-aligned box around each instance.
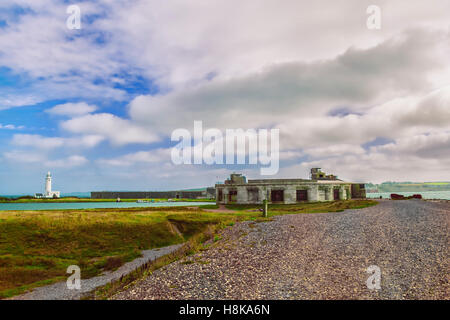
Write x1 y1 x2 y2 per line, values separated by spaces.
0 0 450 194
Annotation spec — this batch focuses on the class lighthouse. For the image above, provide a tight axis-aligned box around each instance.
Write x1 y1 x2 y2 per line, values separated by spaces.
35 171 61 198
45 171 52 195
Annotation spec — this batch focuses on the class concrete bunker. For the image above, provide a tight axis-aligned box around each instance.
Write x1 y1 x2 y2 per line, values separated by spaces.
215 168 366 205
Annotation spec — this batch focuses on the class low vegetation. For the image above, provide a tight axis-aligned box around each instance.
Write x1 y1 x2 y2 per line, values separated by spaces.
225 199 377 215
0 199 376 299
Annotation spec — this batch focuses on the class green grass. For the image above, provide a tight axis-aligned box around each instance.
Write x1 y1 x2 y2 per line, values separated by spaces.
0 207 228 298
0 199 376 299
423 182 450 186
225 199 377 215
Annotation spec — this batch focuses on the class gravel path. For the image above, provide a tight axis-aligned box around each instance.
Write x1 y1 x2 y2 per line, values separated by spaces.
114 200 449 300
12 244 184 300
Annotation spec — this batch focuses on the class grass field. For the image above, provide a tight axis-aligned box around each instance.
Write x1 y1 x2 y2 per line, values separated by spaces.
423 182 450 185
0 199 376 298
225 199 376 214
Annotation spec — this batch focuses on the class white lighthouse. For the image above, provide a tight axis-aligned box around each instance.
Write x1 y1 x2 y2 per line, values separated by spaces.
45 171 52 195
35 171 60 198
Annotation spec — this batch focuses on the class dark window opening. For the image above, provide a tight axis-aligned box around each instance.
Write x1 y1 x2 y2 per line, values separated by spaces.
271 190 284 202
228 190 237 203
333 189 340 200
296 190 308 201
218 189 223 201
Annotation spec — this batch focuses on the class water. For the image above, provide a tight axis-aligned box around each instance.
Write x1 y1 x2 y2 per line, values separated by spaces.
366 191 450 200
0 201 213 211
0 192 91 199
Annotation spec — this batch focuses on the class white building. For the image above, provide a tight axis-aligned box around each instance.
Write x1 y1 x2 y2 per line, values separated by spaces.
35 172 60 198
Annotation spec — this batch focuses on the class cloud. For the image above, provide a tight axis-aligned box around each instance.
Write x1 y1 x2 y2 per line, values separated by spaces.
0 123 24 130
283 130 450 183
60 113 159 146
3 150 45 163
50 29 450 181
0 0 128 109
297 152 450 184
45 102 97 117
12 134 64 149
395 87 450 127
3 150 88 168
279 86 450 151
97 149 171 166
0 94 42 109
304 144 366 158
128 29 447 135
11 134 104 149
2 0 450 187
1 0 449 110
374 132 450 159
44 155 88 168
103 0 450 86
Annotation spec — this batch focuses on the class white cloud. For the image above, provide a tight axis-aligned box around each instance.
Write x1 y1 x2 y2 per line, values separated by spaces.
11 134 104 149
45 155 88 168
0 0 128 109
280 86 450 151
103 0 450 87
1 0 449 109
97 149 171 166
12 134 65 149
127 29 448 136
286 130 450 183
304 144 366 158
3 150 45 163
2 0 450 185
61 113 159 146
3 150 88 168
374 132 450 159
0 123 24 130
45 102 97 117
0 94 42 109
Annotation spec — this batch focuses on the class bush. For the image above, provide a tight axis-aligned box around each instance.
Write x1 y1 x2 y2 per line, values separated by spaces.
15 195 34 200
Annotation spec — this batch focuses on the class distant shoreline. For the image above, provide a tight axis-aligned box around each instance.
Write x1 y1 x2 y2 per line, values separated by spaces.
366 190 450 200
0 197 215 203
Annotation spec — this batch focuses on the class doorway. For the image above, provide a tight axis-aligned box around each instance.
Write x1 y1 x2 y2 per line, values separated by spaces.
228 190 237 203
333 188 340 200
271 190 284 202
296 189 308 201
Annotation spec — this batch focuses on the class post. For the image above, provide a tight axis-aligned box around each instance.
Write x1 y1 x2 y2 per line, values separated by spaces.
262 189 269 217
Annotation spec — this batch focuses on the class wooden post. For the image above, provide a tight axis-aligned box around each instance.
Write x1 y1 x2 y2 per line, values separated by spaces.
262 189 269 217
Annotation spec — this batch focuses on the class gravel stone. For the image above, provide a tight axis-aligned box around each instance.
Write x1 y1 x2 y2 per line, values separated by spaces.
113 200 449 300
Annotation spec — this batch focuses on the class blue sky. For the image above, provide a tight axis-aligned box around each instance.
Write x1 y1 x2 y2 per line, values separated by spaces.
1 0 450 194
